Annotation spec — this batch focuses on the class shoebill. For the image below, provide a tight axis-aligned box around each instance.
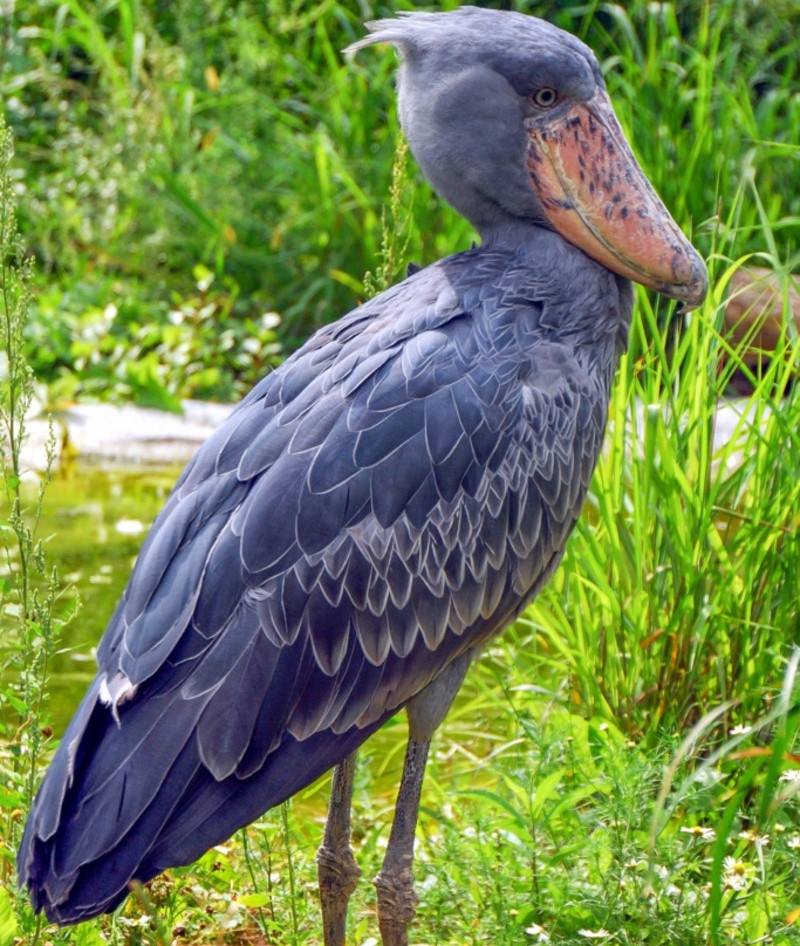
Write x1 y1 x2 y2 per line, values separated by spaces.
19 7 706 946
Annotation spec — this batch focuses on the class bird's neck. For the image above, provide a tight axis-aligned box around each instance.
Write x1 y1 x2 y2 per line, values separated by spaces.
473 218 635 356
478 215 561 256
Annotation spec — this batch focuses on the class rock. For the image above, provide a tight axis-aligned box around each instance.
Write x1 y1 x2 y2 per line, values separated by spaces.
15 399 234 474
722 267 800 394
60 400 235 466
724 266 800 352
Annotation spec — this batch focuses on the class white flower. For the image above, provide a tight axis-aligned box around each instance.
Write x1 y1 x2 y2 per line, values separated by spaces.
680 825 715 841
722 856 756 892
739 828 769 847
577 930 612 939
115 517 146 535
525 923 550 941
116 916 152 928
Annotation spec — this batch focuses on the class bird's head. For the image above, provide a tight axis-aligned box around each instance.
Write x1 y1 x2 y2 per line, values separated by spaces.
347 7 707 310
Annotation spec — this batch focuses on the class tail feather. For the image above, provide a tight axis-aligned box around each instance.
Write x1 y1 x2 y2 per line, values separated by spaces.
27 680 101 843
147 720 387 873
18 678 387 925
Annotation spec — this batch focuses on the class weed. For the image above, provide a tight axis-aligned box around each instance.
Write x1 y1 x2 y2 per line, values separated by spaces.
0 116 76 945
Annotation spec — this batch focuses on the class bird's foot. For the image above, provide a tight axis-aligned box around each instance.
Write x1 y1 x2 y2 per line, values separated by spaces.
317 843 361 946
374 866 418 946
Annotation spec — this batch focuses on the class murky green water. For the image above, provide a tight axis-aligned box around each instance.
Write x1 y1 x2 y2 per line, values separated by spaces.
13 462 181 734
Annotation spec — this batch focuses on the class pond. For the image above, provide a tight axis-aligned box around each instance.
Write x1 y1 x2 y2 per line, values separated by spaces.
13 462 181 734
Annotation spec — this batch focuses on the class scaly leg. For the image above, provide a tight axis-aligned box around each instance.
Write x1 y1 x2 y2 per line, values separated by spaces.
317 751 361 946
373 735 430 946
374 651 473 946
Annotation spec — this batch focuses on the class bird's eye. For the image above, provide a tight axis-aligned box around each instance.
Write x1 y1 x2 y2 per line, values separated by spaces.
531 87 558 109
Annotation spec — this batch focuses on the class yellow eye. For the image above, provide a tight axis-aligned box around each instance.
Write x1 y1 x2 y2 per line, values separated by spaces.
531 87 558 109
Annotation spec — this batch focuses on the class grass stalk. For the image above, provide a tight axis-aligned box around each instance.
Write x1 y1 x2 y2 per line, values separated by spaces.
0 117 75 942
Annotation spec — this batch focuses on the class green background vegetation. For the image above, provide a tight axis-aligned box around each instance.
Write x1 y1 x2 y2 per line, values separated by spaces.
1 0 800 944
4 0 799 402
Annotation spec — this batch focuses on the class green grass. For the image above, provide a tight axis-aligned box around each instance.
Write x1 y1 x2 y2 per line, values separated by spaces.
1 0 800 944
525 263 800 737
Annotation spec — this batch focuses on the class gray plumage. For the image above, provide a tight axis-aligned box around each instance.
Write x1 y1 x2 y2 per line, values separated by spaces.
19 6 704 929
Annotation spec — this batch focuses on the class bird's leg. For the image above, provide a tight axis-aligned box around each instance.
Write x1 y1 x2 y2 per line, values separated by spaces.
373 734 430 946
317 751 361 946
374 651 473 946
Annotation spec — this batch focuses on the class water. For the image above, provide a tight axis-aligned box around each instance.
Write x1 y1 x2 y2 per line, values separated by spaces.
15 462 181 734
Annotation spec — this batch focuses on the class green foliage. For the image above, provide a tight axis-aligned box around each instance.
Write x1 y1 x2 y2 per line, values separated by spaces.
3 0 409 387
0 886 16 946
420 691 800 945
6 0 795 402
34 266 282 408
520 257 800 737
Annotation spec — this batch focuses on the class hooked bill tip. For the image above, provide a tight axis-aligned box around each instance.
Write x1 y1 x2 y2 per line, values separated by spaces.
666 248 708 311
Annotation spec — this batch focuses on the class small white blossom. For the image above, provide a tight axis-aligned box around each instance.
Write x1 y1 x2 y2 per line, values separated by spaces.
722 856 756 892
739 828 769 847
578 930 612 939
525 923 550 941
116 916 152 928
115 517 146 535
680 825 716 841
